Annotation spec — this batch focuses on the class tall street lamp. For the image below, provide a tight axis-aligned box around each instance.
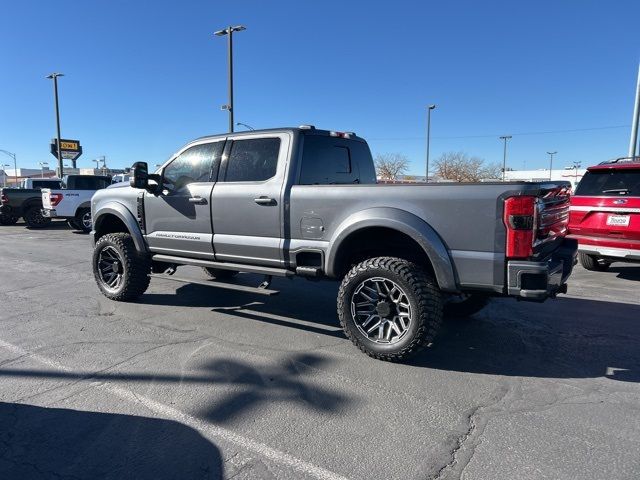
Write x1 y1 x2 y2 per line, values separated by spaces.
46 73 64 177
0 150 18 185
425 104 436 182
572 160 581 185
214 25 246 133
236 122 254 131
38 162 48 178
499 135 512 181
547 151 557 180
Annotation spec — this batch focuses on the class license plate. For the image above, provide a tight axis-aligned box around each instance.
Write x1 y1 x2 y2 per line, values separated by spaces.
606 215 630 227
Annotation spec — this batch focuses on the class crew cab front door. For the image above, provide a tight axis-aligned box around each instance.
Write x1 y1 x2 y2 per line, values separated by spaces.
144 140 223 259
211 133 289 267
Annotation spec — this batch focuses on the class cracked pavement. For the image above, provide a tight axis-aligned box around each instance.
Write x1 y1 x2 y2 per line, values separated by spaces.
1 221 639 479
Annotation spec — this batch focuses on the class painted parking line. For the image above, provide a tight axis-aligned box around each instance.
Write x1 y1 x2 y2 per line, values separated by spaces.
0 338 349 480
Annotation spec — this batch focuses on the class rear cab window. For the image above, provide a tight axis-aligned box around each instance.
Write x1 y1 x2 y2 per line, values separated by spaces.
299 136 376 185
575 169 640 196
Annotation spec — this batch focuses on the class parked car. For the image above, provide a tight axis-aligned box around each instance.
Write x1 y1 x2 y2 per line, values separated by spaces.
0 178 62 226
41 175 111 232
90 126 577 361
568 157 640 270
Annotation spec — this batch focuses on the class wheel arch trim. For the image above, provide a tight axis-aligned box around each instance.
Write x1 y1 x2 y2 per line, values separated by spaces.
326 207 458 291
92 202 147 253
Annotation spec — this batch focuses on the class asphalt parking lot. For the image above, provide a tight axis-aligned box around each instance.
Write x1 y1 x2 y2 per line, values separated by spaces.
1 221 639 480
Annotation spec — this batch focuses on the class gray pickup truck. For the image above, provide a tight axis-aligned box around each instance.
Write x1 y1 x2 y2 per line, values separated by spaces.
90 126 577 361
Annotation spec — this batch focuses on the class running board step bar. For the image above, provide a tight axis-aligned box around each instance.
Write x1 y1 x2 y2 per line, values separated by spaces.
149 274 280 296
151 254 294 277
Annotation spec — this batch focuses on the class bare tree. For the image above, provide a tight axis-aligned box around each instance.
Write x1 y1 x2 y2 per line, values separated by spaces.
374 153 410 180
433 151 501 182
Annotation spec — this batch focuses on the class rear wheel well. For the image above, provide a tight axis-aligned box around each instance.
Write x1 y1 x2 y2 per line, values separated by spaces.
94 214 129 240
333 227 436 280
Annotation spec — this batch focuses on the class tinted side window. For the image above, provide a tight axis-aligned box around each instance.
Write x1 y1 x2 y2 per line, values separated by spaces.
68 176 110 190
163 142 222 190
33 180 61 189
300 136 372 185
575 170 640 196
225 138 280 182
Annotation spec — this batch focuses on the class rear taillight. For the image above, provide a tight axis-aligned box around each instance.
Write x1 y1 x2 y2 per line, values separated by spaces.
0 193 7 205
49 193 64 206
504 196 536 259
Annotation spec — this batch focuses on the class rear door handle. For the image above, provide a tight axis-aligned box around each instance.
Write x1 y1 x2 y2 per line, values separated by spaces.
254 196 276 206
188 196 207 205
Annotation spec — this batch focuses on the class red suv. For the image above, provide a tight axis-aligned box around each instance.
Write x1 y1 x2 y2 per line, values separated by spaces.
568 157 640 271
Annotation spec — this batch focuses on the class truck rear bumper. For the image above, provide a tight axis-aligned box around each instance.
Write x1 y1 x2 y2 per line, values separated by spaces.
506 238 578 301
41 209 58 218
0 205 16 216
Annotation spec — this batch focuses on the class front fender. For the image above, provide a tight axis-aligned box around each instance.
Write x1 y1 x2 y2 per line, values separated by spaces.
92 201 147 253
326 207 458 291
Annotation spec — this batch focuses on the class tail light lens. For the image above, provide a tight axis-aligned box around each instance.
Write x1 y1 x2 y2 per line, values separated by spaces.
49 193 64 206
504 196 536 259
0 193 7 205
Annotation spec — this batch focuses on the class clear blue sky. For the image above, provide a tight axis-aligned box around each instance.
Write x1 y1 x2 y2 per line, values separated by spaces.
1 0 639 174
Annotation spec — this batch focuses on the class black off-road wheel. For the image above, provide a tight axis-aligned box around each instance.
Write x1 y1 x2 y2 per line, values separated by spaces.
579 252 610 272
93 232 151 301
24 207 51 228
202 267 238 280
444 294 490 318
0 214 19 226
337 257 443 362
75 208 93 233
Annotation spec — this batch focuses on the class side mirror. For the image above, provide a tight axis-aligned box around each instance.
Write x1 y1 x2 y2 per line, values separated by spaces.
130 162 149 189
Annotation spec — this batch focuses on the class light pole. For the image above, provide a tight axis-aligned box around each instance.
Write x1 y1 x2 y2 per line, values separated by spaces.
1 164 9 187
92 158 101 172
547 151 557 180
572 160 581 185
46 73 64 177
499 135 512 181
236 122 254 131
425 104 436 182
0 150 18 185
214 25 246 133
39 162 48 178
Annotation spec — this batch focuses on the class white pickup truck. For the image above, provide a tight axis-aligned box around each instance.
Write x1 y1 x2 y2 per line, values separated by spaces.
42 175 111 232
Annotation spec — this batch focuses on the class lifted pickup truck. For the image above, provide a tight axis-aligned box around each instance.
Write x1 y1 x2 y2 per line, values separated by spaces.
90 126 577 361
0 178 62 227
42 175 111 232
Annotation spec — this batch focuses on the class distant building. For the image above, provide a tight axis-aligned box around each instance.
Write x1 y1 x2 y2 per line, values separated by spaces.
503 167 586 188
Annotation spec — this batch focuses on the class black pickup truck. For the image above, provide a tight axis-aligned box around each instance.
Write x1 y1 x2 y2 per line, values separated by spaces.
0 178 62 227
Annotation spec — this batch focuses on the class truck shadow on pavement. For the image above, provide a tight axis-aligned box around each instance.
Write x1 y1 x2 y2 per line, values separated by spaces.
0 402 223 480
608 265 640 281
140 278 640 383
416 296 640 383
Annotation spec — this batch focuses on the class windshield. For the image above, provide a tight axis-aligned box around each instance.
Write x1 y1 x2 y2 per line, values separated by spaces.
574 169 640 196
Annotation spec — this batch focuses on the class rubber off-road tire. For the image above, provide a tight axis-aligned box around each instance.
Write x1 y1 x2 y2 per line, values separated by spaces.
337 257 443 362
76 208 93 233
24 207 51 228
579 252 610 272
202 267 238 280
93 232 151 301
444 294 490 319
0 214 19 226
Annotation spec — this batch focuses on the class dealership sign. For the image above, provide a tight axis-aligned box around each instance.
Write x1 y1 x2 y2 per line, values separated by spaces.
50 138 82 161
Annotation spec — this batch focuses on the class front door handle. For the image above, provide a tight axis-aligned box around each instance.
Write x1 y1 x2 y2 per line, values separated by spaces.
188 196 207 205
254 196 277 206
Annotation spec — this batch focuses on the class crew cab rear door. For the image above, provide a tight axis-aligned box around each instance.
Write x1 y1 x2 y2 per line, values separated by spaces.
143 139 224 259
570 167 640 242
211 133 290 267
